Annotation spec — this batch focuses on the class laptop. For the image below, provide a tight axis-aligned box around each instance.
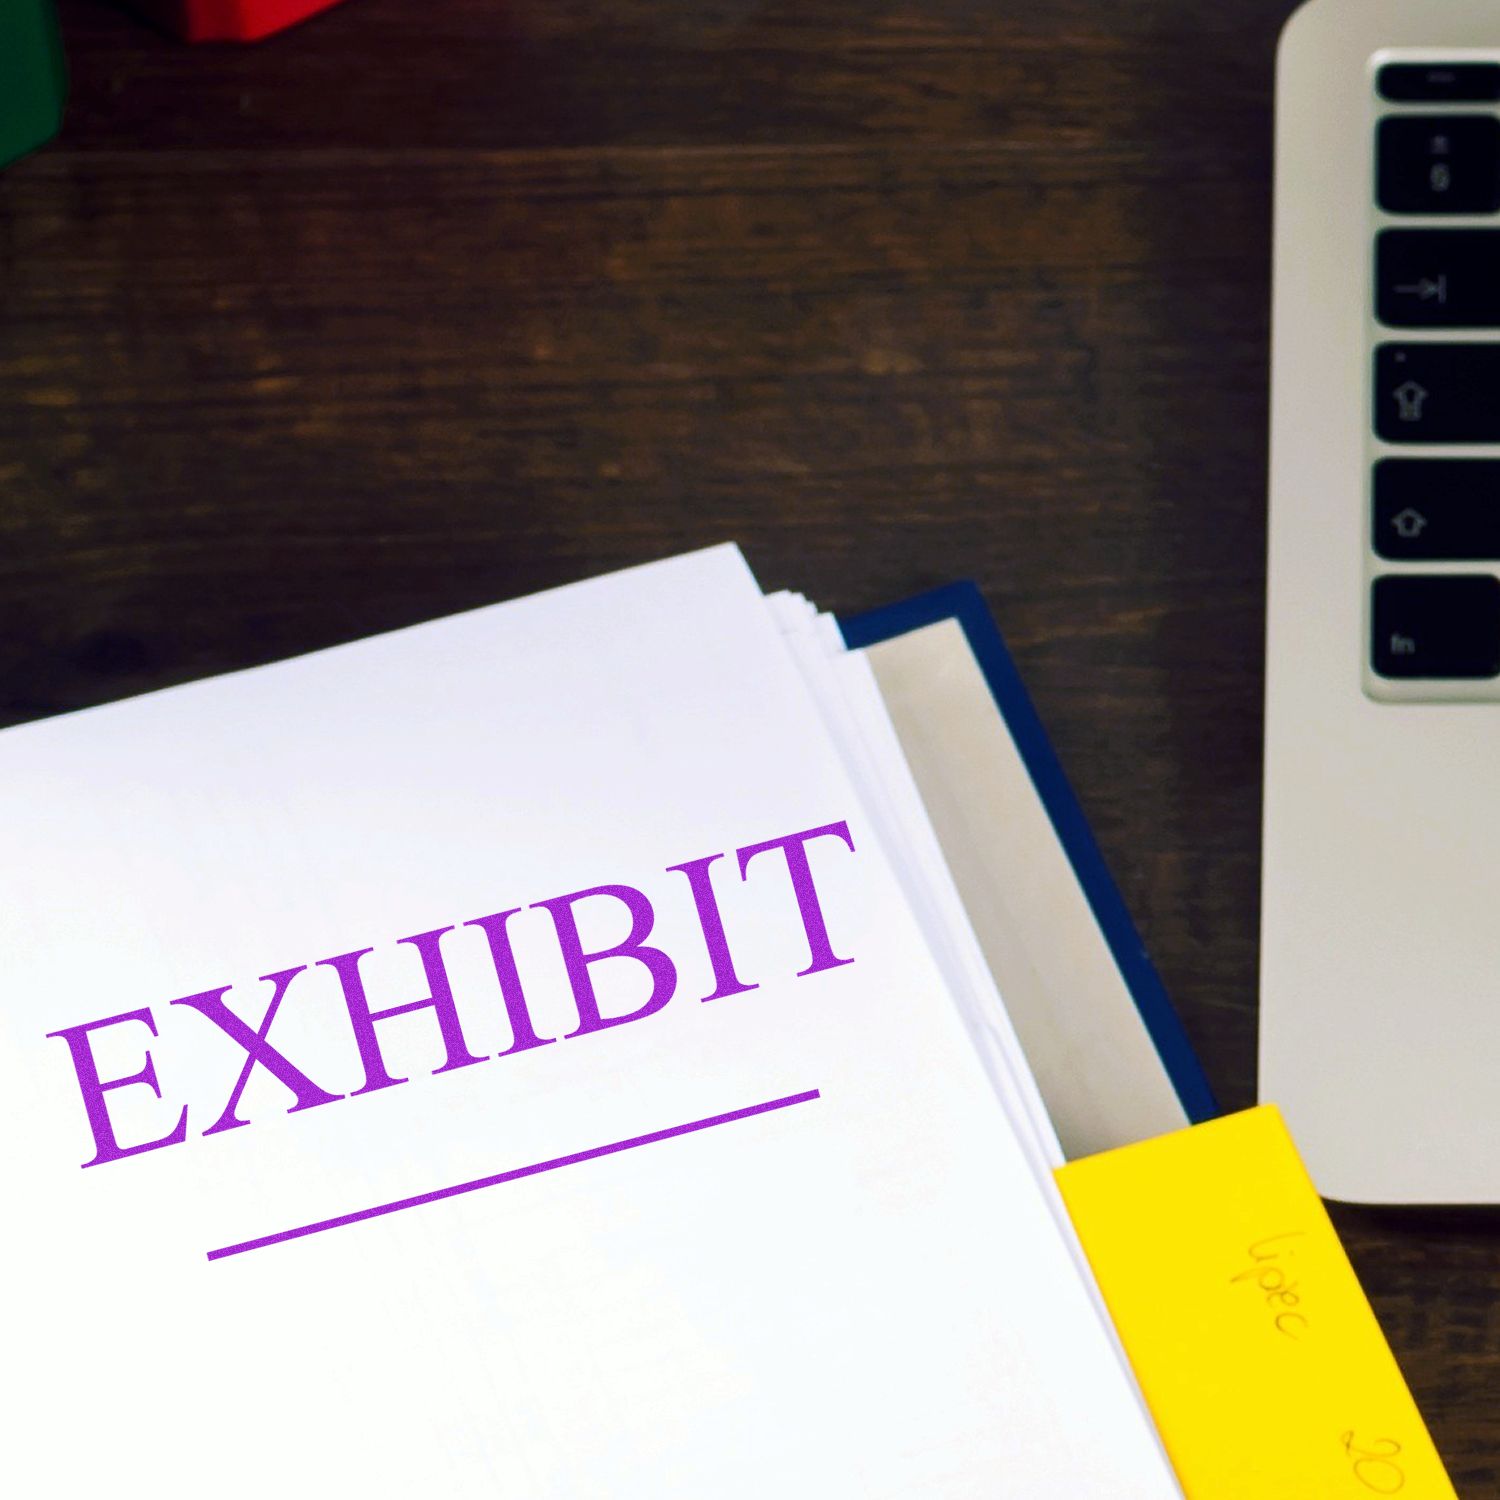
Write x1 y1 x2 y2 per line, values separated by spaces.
1263 0 1500 1203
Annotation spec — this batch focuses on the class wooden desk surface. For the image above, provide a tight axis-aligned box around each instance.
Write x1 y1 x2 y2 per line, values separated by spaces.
3 0 1496 1484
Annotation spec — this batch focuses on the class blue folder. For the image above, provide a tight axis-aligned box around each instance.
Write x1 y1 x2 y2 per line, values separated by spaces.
840 582 1218 1127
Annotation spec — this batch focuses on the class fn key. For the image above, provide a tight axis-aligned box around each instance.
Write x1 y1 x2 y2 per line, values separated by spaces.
1373 575 1500 679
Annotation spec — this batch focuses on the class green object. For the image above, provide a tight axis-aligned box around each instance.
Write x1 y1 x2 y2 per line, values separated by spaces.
1 0 67 168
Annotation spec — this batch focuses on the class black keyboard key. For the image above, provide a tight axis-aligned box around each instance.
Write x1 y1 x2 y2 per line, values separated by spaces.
1374 344 1500 442
1377 116 1500 214
1372 575 1500 679
1378 63 1500 104
1375 461 1500 559
1377 230 1500 327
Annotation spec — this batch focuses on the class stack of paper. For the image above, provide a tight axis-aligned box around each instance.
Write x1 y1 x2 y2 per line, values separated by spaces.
0 545 1183 1496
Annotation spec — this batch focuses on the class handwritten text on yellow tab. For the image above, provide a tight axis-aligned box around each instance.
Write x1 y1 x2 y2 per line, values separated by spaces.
1054 1106 1456 1499
1231 1229 1310 1341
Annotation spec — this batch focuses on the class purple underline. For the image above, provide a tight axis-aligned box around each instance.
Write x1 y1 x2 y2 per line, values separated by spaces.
206 1087 822 1262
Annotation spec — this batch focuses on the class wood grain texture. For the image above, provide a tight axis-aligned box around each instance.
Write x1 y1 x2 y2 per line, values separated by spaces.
3 0 1496 1485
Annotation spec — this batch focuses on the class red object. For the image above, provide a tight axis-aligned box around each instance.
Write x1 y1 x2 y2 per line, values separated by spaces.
130 0 348 41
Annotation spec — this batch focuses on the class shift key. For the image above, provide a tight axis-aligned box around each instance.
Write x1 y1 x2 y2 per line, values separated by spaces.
1376 344 1500 442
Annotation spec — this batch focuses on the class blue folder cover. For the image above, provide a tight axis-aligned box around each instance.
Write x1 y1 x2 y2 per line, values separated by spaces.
839 582 1218 1126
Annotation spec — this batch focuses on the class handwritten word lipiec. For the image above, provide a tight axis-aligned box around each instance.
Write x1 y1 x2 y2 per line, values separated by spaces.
46 820 857 1171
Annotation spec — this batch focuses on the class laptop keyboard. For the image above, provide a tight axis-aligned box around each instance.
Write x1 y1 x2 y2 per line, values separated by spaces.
1371 61 1500 688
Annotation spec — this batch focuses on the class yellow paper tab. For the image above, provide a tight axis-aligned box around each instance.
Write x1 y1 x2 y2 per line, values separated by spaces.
1055 1106 1455 1498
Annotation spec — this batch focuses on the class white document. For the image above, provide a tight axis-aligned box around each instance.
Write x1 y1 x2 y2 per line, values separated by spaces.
766 592 1066 1184
0 546 1178 1497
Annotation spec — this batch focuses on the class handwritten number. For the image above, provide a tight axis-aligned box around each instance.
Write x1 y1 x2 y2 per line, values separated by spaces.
1340 1431 1406 1494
